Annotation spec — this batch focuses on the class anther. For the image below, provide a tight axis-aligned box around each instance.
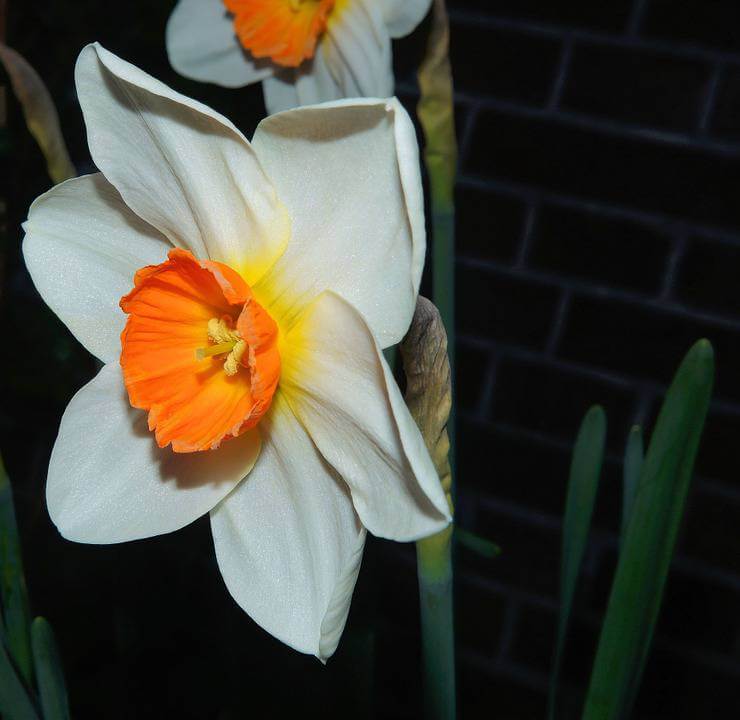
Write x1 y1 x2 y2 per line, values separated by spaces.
196 317 247 376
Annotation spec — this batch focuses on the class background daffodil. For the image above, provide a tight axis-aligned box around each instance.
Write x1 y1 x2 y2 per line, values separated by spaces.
22 42 450 661
166 0 433 113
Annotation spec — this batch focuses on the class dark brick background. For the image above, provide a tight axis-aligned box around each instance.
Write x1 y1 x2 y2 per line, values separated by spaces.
1 1 739 718
400 1 740 716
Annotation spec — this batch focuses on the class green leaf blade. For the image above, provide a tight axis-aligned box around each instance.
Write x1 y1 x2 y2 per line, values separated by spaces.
621 425 643 540
0 641 38 720
0 456 33 686
31 618 70 720
583 339 714 720
549 405 607 720
455 528 501 559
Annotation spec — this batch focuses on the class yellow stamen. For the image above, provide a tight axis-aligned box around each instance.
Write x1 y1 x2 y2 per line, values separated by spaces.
195 341 236 360
208 317 240 345
223 339 247 376
196 317 247 376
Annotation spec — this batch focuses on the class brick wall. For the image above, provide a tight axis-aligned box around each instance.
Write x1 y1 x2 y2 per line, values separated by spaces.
384 1 740 717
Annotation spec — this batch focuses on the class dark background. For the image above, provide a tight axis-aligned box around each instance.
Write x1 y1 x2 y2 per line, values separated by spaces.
1 0 739 718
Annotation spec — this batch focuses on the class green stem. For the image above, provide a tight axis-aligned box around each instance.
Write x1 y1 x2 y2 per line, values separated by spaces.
415 1 458 718
418 0 457 384
417 526 455 720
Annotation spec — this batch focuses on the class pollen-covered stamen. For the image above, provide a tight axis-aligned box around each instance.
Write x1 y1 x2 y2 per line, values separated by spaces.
196 317 247 376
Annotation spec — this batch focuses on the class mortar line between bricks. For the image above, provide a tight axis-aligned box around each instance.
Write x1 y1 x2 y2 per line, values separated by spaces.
471 489 740 592
655 638 740 677
458 101 480 168
460 556 740 666
698 62 724 135
460 649 551 693
446 8 740 66
458 173 740 246
457 337 635 391
459 411 625 464
390 541 740 660
455 487 477 532
457 92 740 156
395 80 740 155
387 540 560 612
457 254 740 333
631 388 656 428
462 603 740 682
475 493 563 532
699 479 740 504
659 233 689 301
547 37 573 111
459 409 740 504
459 568 559 613
514 201 539 268
626 0 648 36
495 600 520 663
457 336 740 417
670 556 740 593
545 289 571 357
476 350 499 421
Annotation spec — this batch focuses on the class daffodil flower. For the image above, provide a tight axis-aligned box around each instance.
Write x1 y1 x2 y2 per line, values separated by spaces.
23 43 450 660
166 0 432 113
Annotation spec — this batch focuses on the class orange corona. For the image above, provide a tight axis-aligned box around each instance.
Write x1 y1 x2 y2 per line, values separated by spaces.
224 0 336 67
119 248 280 453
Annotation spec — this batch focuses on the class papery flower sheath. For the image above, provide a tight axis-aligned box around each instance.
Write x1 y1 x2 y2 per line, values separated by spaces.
166 0 433 113
23 43 450 660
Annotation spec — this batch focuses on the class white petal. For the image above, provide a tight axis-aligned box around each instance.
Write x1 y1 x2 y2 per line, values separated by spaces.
47 363 260 544
74 43 289 285
262 48 342 115
261 75 300 116
282 292 450 541
210 394 365 660
261 0 393 114
381 0 433 38
166 0 274 88
22 173 169 363
252 97 425 348
322 0 393 97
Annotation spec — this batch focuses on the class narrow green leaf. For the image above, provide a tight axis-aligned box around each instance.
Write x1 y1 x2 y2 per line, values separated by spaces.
0 640 38 720
549 406 607 720
0 456 33 685
621 426 643 540
455 528 501 558
31 618 70 720
583 340 714 720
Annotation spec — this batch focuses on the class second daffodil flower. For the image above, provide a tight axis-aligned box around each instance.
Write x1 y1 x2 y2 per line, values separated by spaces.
23 43 450 660
166 0 433 113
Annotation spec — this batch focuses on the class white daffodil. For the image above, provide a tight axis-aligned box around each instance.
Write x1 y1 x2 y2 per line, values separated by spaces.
166 0 432 114
23 43 450 661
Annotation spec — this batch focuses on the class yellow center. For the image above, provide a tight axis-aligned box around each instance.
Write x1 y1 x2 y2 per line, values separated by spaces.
196 317 247 377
